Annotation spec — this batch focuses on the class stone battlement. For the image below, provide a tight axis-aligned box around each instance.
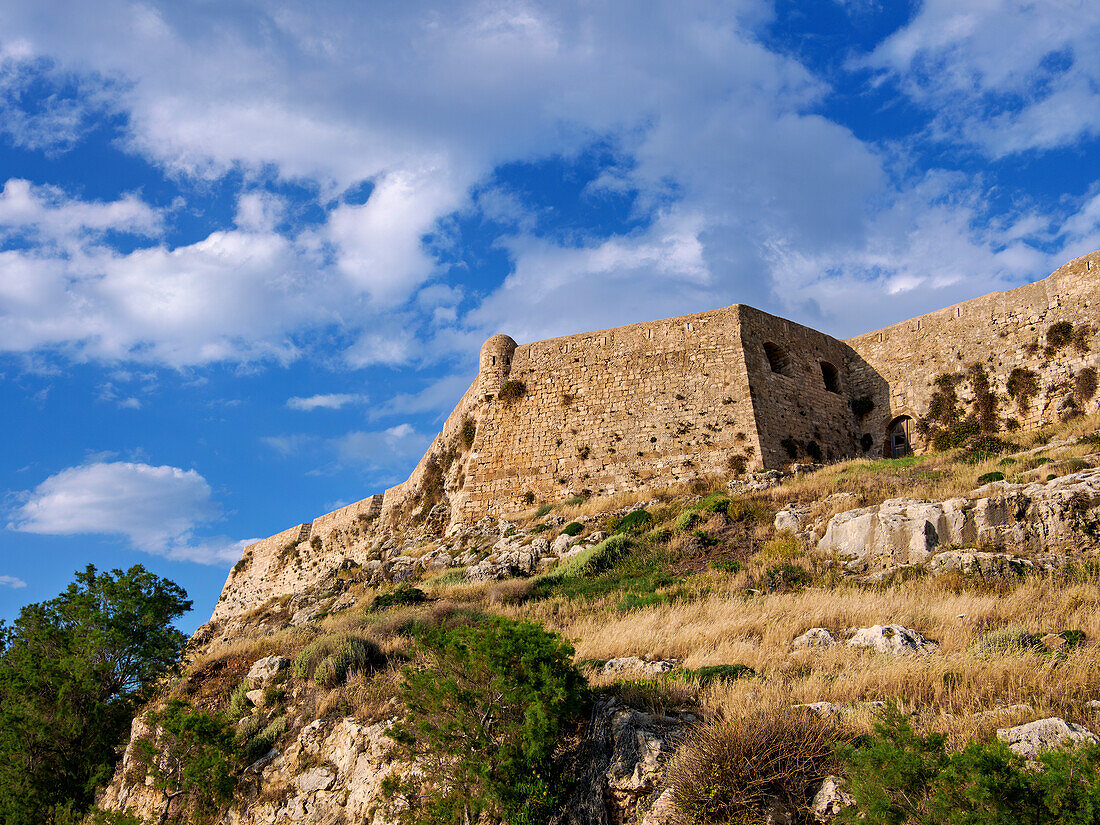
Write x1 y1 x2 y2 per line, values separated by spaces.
210 250 1100 623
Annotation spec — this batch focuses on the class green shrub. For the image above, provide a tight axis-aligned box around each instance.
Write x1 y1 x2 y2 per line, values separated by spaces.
561 521 584 536
563 495 586 506
675 510 701 532
390 617 587 825
759 564 808 593
970 626 1044 658
371 583 426 611
227 679 252 719
692 528 719 547
757 533 801 562
688 664 755 686
839 704 1100 825
977 471 1005 484
616 509 654 535
293 634 383 685
530 523 550 534
582 535 632 575
668 709 839 825
700 493 732 514
534 504 553 518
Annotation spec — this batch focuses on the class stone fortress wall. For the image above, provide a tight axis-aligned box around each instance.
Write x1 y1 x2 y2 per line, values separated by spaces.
848 251 1100 457
210 250 1100 623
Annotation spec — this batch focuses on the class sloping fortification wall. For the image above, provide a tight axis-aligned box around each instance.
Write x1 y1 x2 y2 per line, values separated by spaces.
452 306 763 521
738 306 864 469
847 251 1100 457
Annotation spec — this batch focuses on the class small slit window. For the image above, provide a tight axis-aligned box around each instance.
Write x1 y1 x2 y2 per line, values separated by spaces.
763 342 791 376
820 361 840 393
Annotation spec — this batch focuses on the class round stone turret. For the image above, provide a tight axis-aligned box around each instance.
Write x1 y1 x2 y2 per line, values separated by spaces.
478 334 517 399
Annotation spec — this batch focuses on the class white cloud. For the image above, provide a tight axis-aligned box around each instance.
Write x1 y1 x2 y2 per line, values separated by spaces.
8 461 240 564
286 393 367 411
0 0 1093 372
0 574 26 589
862 0 1100 156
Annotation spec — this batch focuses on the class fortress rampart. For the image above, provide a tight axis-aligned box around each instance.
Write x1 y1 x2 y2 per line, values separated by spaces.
210 250 1100 623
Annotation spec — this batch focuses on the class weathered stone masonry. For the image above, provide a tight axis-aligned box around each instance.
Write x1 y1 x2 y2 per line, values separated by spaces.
211 251 1100 621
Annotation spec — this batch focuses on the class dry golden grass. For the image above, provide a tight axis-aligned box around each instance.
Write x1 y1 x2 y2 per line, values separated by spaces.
501 570 1100 743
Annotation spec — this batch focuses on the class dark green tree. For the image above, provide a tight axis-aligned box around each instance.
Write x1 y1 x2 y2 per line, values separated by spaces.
132 699 237 824
389 617 588 825
0 565 191 824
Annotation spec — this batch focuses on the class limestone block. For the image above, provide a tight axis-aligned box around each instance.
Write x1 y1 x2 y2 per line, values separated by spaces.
997 717 1098 758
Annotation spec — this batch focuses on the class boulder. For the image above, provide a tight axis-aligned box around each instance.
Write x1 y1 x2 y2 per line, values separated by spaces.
794 702 841 719
811 776 854 822
247 655 290 686
818 468 1100 573
791 628 837 649
245 689 265 707
997 717 1098 758
603 657 681 677
848 625 934 655
552 533 579 555
296 766 336 794
927 550 1034 579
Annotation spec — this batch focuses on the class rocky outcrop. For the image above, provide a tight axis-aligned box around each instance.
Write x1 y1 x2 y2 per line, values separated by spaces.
818 468 1100 573
848 625 935 655
996 717 1099 758
791 628 838 649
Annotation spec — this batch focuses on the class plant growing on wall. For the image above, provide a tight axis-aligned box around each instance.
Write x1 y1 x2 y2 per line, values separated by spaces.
1076 367 1098 403
497 380 526 404
460 417 476 450
1007 367 1040 410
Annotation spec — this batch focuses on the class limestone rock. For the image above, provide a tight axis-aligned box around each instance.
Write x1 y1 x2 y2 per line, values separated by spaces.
794 702 841 719
245 689 265 707
247 655 290 686
927 550 1035 578
997 717 1099 758
791 628 837 649
818 468 1100 573
552 533 579 555
296 766 336 793
603 657 681 677
811 776 854 822
848 625 934 655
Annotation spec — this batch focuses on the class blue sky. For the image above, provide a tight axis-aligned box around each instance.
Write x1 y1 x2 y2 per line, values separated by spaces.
2 0 1100 632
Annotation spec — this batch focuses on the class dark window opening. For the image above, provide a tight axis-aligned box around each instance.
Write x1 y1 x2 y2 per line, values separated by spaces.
820 361 840 393
763 342 791 376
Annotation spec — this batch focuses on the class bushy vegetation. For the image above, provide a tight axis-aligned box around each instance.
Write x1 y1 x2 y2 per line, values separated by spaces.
293 633 383 687
371 583 426 611
388 617 587 825
132 699 238 824
667 709 841 825
0 565 190 825
561 521 584 536
839 705 1100 825
497 380 527 404
616 508 654 535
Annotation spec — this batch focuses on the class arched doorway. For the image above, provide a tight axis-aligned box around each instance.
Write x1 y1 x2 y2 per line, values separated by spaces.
885 415 914 459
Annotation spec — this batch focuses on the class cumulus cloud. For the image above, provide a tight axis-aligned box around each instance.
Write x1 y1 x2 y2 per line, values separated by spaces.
0 0 1093 369
8 461 242 564
286 393 367 411
0 574 26 589
862 0 1100 156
